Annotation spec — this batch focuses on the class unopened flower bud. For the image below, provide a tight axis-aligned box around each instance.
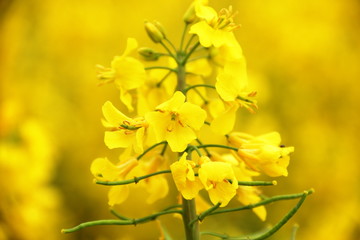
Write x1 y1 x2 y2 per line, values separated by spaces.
138 47 160 61
144 20 165 43
153 21 166 38
183 3 196 24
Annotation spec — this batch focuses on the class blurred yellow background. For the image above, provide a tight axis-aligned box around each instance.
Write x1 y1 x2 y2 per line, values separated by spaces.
1 0 359 239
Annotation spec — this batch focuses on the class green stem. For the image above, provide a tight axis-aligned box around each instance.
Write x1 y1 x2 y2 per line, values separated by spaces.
182 42 200 65
237 180 277 186
195 144 239 152
200 232 229 238
182 84 216 94
176 62 186 91
182 197 199 240
137 141 167 160
200 190 312 240
209 189 314 217
188 145 203 157
176 55 199 239
160 142 168 155
180 23 189 52
110 209 131 220
96 170 171 186
236 190 311 240
195 139 211 156
189 202 221 227
156 71 173 88
184 34 195 53
188 55 210 62
165 38 178 53
62 209 182 234
145 66 177 72
160 41 177 60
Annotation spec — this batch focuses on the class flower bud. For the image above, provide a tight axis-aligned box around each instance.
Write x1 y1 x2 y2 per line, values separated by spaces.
138 47 160 61
183 3 196 24
144 20 165 43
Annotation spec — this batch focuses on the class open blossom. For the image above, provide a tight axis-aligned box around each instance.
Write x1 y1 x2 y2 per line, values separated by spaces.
189 0 240 48
145 91 207 152
102 101 148 153
170 152 203 200
97 38 146 111
210 58 257 135
228 132 294 177
205 36 257 135
133 154 169 204
90 157 138 206
198 156 238 207
211 152 266 220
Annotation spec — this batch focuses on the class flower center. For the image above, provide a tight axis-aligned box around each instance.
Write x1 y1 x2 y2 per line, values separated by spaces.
210 6 240 31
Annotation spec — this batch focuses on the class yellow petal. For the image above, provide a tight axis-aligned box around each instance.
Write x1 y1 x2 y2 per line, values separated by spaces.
104 131 133 149
90 157 119 181
181 178 203 200
178 102 207 130
170 154 203 200
145 175 169 204
108 185 129 206
166 123 197 152
212 30 235 48
120 88 134 112
189 21 214 48
145 111 170 142
216 59 248 101
194 0 217 22
102 101 130 126
207 181 237 207
199 161 237 185
122 37 138 57
156 91 185 112
134 127 145 153
113 57 146 90
258 132 281 145
211 103 238 135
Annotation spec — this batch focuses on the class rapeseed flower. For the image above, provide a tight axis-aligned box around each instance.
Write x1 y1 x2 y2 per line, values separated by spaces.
145 91 207 152
170 152 203 199
90 157 138 206
228 132 294 177
190 0 240 48
97 38 146 111
198 156 238 207
102 101 148 153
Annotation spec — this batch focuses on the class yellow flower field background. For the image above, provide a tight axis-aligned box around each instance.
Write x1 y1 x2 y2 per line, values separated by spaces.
1 0 359 239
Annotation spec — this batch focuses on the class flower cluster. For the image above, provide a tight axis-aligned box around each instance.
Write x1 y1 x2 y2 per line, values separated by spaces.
90 0 295 222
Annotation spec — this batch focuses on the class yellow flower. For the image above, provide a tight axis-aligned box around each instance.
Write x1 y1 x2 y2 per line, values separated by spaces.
189 1 239 48
228 132 294 177
210 152 266 220
145 91 207 152
132 154 169 204
102 101 148 153
198 157 238 207
170 152 203 199
90 157 138 206
207 36 257 131
97 38 146 111
215 57 257 110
